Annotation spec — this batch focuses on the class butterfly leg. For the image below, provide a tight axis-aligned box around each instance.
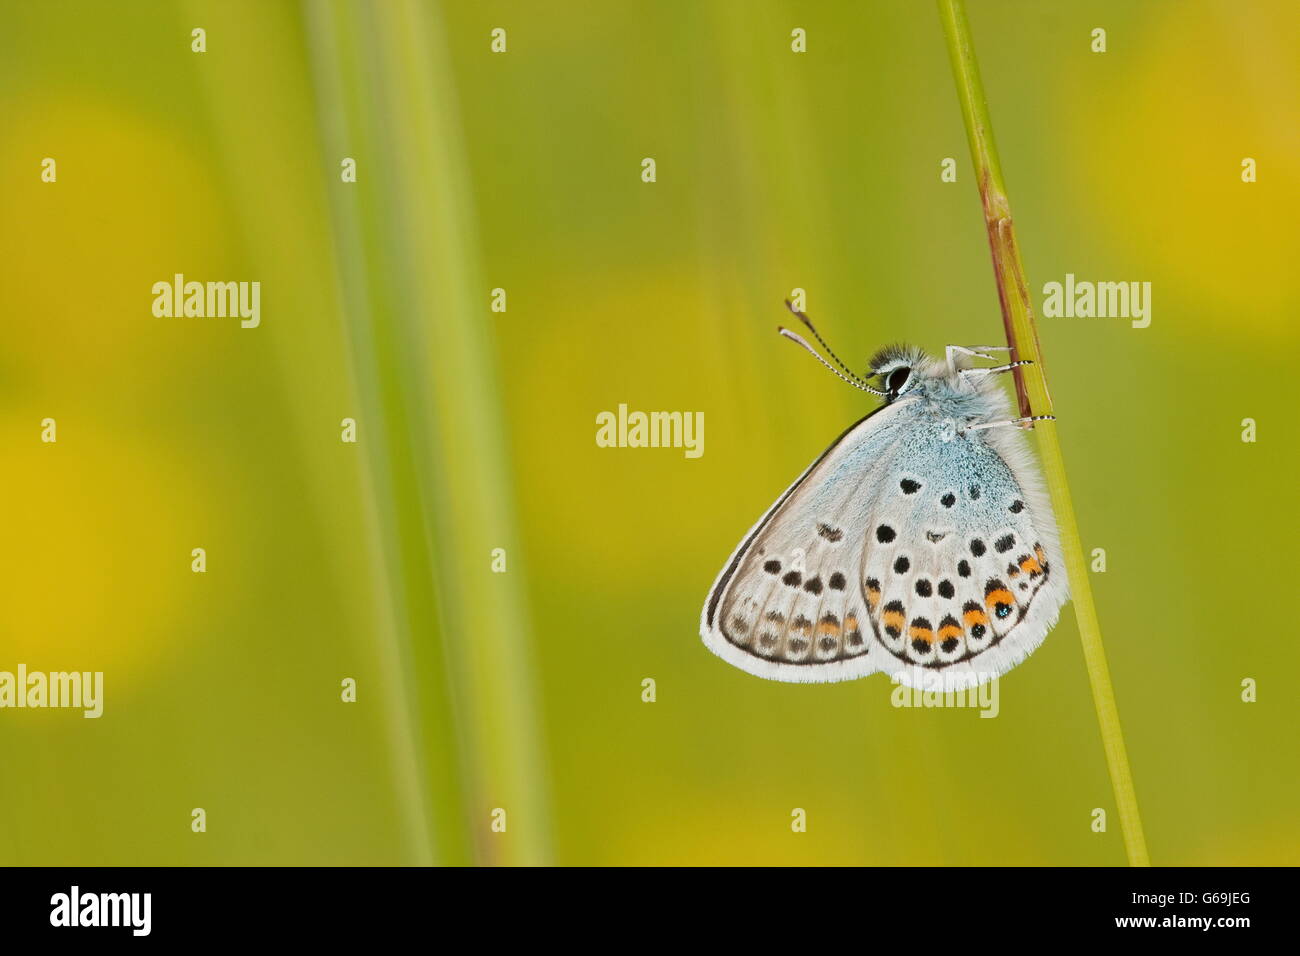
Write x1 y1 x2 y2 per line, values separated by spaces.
945 344 1012 375
965 414 1056 432
957 359 1034 380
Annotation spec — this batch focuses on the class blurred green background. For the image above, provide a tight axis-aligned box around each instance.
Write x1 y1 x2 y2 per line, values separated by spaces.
1 0 1295 866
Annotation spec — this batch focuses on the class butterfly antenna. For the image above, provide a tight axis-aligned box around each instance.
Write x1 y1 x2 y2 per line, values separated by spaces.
784 300 869 386
777 327 885 395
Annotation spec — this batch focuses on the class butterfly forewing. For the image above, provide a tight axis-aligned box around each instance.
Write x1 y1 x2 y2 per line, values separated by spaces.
703 403 908 682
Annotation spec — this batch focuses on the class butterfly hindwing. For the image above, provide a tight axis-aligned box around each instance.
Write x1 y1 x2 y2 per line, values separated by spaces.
859 421 1068 687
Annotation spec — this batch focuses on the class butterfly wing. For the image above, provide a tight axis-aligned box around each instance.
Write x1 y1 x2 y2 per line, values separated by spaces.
701 402 912 683
858 420 1069 689
702 397 1069 688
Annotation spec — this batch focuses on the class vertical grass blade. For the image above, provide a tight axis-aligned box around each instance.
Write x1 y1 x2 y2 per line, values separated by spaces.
302 0 472 866
304 0 553 865
937 0 1150 866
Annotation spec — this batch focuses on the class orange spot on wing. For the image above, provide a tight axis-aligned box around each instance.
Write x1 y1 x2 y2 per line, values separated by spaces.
1020 556 1043 576
883 610 906 630
938 623 963 640
909 624 933 644
985 589 1015 609
963 607 988 627
818 620 841 636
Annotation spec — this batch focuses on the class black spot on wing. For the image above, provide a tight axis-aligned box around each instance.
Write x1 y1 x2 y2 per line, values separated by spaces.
816 523 843 542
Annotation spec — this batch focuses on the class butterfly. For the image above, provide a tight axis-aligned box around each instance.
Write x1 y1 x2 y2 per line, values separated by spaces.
700 303 1069 690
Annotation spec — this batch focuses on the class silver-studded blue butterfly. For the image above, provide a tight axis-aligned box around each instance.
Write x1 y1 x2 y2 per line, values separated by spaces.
701 304 1069 690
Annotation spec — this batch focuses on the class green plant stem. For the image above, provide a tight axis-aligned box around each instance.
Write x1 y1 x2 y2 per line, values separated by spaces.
937 0 1149 867
304 0 554 865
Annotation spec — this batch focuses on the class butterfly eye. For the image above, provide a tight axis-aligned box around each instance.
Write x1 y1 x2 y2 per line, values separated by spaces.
886 367 911 396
